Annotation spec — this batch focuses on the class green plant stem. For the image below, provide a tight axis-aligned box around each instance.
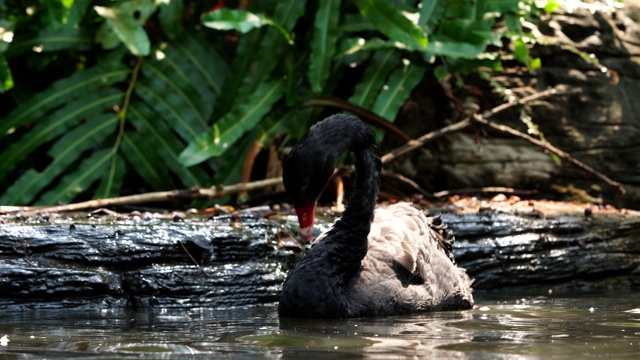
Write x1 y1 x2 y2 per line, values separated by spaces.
99 57 144 198
113 57 144 157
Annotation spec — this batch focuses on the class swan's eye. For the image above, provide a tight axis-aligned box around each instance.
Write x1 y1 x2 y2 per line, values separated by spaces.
301 178 310 191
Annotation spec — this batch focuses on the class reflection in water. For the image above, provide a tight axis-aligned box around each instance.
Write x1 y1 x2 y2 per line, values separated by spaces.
0 289 639 359
276 311 473 359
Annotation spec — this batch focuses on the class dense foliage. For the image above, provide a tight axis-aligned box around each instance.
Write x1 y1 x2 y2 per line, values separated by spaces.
0 0 548 206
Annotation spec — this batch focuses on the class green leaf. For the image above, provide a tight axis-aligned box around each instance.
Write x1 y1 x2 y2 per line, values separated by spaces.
173 33 229 95
353 0 427 50
0 62 129 137
348 49 400 108
372 61 425 120
128 102 209 187
0 87 122 179
202 8 292 44
94 0 157 56
479 0 522 14
95 154 125 199
418 0 446 30
439 18 499 46
308 0 341 93
339 14 375 33
445 0 477 19
426 18 498 59
158 0 184 40
337 37 391 58
65 0 92 29
122 131 175 190
529 57 541 69
434 64 447 80
142 59 208 127
215 0 305 116
0 114 118 205
134 74 208 143
210 129 256 187
153 33 229 120
0 20 14 53
544 0 561 14
0 55 13 92
179 79 285 167
37 148 113 205
514 38 529 64
95 21 121 50
5 28 94 56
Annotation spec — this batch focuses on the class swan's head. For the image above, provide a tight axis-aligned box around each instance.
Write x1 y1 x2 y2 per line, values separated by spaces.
283 129 338 242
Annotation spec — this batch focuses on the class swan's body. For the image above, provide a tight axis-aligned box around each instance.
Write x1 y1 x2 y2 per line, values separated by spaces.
279 114 473 318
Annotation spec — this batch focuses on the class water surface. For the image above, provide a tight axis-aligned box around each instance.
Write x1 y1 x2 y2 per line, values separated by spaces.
1 289 638 359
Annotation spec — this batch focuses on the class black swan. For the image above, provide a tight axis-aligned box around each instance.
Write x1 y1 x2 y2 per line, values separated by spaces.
278 114 474 318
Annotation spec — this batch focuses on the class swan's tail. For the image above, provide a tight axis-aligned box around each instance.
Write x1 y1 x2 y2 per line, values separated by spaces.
426 214 456 265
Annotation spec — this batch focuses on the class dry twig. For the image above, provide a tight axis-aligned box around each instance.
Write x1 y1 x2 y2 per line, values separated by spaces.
18 177 283 215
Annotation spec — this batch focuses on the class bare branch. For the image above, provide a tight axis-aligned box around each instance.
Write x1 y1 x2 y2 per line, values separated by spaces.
381 85 580 164
470 114 626 194
381 119 472 164
18 177 284 215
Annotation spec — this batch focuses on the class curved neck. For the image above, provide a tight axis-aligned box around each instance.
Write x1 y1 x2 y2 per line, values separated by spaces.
296 114 381 251
336 147 380 239
320 120 382 253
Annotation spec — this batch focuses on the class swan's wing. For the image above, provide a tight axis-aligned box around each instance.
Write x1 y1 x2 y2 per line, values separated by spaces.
365 203 435 275
359 202 473 312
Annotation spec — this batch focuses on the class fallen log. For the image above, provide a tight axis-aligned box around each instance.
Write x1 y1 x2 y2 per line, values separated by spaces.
0 200 638 311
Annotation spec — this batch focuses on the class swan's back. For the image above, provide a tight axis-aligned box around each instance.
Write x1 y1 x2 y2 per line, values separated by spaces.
344 202 474 317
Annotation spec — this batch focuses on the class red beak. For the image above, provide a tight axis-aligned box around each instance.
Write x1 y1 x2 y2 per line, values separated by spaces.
294 201 317 242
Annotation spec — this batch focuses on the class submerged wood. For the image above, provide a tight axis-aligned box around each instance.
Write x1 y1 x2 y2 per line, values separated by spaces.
0 202 638 311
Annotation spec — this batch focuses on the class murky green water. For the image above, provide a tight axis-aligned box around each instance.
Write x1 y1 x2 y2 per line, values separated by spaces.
1 289 638 359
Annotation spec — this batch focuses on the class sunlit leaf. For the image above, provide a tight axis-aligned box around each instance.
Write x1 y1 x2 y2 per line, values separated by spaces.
308 0 341 93
372 61 425 120
336 37 392 58
348 49 400 108
202 8 292 44
529 57 542 69
0 55 13 92
354 0 428 50
427 18 498 59
215 0 305 116
179 79 285 167
94 0 156 56
514 38 529 64
0 20 15 53
544 0 561 14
